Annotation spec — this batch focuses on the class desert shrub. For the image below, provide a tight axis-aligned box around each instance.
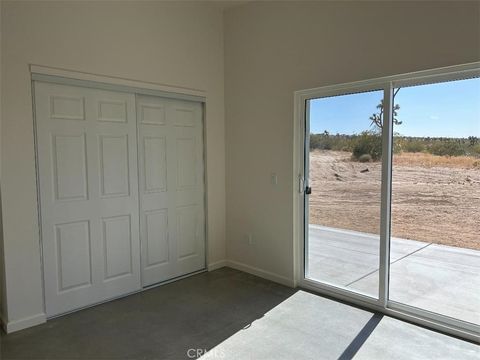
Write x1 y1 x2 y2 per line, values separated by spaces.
310 133 357 151
310 133 333 150
403 140 425 153
429 141 466 157
358 154 372 163
352 131 382 161
469 144 480 156
331 137 355 152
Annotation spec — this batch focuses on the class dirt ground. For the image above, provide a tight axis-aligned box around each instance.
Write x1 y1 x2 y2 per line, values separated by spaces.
308 150 480 250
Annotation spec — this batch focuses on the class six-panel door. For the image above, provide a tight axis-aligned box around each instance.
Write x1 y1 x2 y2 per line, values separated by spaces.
35 82 205 316
136 95 205 287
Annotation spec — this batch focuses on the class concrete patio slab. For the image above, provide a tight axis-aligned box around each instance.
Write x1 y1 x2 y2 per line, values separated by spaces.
353 244 480 325
307 225 428 296
307 225 480 326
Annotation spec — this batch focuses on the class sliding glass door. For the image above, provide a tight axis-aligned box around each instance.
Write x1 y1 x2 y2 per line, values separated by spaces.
305 90 384 299
389 78 480 328
299 63 480 340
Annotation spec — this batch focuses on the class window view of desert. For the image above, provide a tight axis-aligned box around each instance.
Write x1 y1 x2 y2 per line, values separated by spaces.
308 79 480 250
306 79 479 324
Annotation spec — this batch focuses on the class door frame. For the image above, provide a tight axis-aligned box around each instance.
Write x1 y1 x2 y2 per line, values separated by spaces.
293 61 480 342
31 65 210 318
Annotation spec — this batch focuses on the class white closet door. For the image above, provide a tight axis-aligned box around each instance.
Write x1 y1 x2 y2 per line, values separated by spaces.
35 82 141 316
137 95 205 286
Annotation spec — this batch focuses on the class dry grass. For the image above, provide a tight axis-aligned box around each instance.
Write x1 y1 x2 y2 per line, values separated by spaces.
393 152 480 169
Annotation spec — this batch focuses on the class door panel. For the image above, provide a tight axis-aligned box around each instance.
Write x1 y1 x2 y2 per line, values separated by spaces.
102 215 133 280
97 100 127 123
50 95 85 120
98 135 130 197
145 209 170 267
55 220 92 291
389 78 480 326
143 136 167 193
137 95 205 287
52 133 88 201
35 82 141 316
176 205 198 259
304 90 384 298
176 138 197 189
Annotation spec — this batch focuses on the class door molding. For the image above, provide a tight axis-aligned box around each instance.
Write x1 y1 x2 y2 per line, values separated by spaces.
293 61 480 342
30 64 206 103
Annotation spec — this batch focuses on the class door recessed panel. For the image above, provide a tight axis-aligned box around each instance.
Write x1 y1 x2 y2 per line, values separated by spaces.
145 209 169 267
55 221 92 292
140 104 166 125
174 108 195 127
50 96 85 120
176 206 197 259
99 135 130 197
98 100 127 123
53 134 88 201
176 138 196 189
102 215 132 280
144 137 167 193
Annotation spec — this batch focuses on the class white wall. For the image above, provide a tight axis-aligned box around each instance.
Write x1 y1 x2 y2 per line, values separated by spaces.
224 1 480 283
1 0 226 331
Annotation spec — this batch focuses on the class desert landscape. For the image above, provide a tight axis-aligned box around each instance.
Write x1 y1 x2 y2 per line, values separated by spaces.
308 150 480 250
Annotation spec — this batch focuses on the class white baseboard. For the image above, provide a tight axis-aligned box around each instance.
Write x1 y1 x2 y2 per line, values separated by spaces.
3 313 46 333
207 260 228 271
226 260 295 287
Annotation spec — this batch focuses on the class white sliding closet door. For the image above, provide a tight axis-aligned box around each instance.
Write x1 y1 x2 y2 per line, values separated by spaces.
137 95 205 287
35 82 141 316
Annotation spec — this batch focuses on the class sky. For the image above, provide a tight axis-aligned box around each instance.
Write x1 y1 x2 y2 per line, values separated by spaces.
309 77 480 138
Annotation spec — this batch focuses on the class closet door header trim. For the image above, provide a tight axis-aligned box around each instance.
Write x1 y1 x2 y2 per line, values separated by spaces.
30 65 206 103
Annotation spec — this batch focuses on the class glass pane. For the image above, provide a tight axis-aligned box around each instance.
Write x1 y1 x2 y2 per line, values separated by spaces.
306 90 384 298
390 77 480 325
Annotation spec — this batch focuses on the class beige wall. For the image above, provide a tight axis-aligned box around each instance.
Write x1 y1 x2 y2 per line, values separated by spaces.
224 1 480 282
1 0 226 330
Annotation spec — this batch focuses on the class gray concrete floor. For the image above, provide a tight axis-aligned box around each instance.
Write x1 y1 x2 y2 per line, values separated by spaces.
308 225 480 325
1 268 295 360
203 290 479 360
1 268 478 360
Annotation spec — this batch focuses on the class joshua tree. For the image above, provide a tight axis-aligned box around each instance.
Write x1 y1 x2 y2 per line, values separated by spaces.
369 89 401 130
